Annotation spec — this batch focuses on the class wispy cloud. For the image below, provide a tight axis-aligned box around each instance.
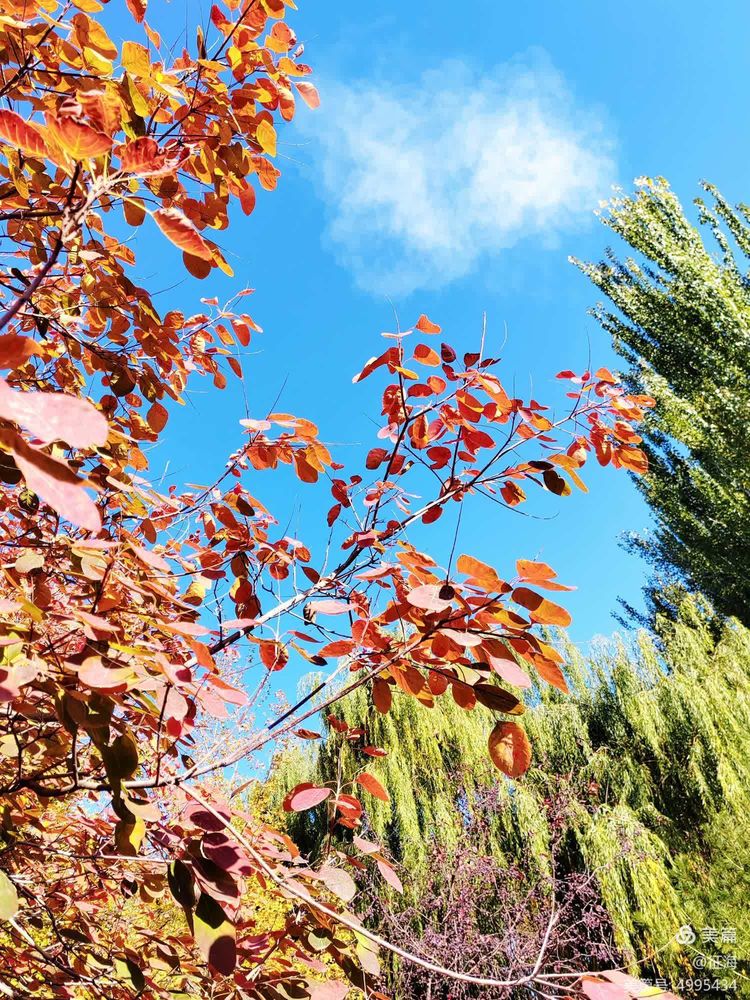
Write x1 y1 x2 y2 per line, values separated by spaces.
300 54 616 296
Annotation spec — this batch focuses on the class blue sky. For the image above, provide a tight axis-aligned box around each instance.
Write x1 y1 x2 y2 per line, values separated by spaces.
125 0 750 647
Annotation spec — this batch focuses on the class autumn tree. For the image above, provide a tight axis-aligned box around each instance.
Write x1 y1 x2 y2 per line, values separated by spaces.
575 177 750 627
0 2 667 998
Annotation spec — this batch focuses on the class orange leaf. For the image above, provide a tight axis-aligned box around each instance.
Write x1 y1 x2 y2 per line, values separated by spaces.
118 136 162 174
372 678 392 714
456 553 505 591
121 40 151 78
415 314 441 334
533 657 569 693
0 335 39 370
0 110 48 158
154 208 213 261
356 772 389 802
488 721 531 778
147 402 168 433
512 587 571 627
516 559 573 592
239 183 256 216
617 446 648 474
47 115 112 159
413 343 440 366
501 481 525 506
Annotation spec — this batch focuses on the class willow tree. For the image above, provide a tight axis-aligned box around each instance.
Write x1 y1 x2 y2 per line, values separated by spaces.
268 598 750 991
574 178 750 626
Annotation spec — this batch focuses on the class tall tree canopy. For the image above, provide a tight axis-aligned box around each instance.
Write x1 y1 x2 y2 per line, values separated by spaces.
575 178 750 625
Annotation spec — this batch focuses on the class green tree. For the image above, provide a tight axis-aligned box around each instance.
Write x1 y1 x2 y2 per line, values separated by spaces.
268 599 750 995
574 177 750 626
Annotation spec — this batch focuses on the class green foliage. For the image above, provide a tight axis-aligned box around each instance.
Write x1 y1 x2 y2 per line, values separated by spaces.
269 598 750 989
574 177 750 625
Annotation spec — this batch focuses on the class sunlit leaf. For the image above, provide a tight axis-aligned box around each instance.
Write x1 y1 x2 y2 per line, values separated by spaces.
0 110 48 157
488 721 531 778
356 772 389 801
194 893 236 976
0 871 18 921
154 208 213 261
283 783 332 812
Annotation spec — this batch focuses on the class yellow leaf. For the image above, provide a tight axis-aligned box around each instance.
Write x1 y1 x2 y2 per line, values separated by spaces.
256 119 277 157
121 40 151 78
115 817 145 856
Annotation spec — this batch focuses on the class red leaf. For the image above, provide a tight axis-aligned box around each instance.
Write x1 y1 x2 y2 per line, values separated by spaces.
422 505 442 524
366 447 389 470
183 252 211 279
125 0 147 21
154 208 213 261
8 434 100 531
356 772 389 801
259 641 287 671
185 799 231 832
283 783 331 812
580 978 630 1000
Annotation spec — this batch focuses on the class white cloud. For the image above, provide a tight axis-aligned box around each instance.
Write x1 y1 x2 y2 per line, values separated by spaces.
300 54 617 296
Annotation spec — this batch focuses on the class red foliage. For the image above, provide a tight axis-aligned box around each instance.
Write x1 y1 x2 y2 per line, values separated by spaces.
0 1 667 997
